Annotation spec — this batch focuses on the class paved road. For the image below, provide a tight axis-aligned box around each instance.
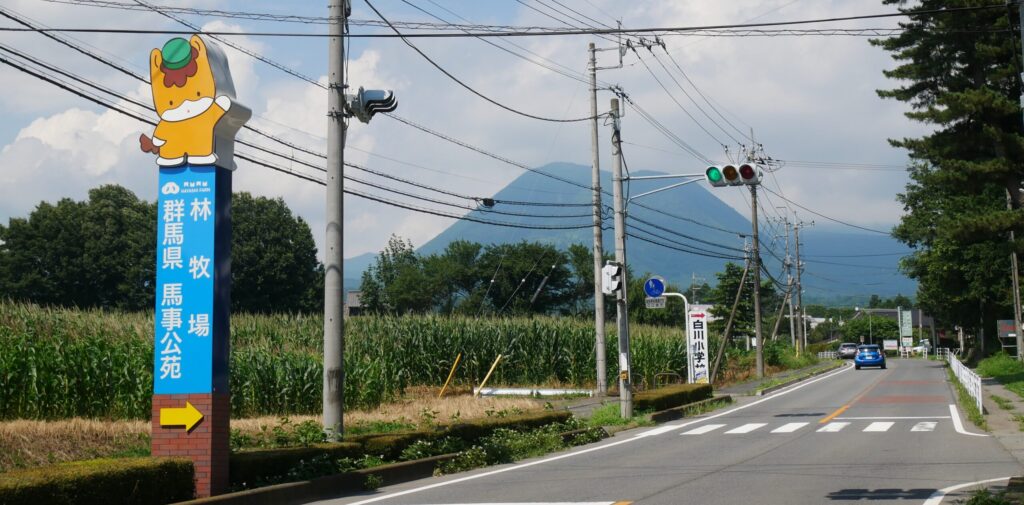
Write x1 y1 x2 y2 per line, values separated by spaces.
315 359 1021 505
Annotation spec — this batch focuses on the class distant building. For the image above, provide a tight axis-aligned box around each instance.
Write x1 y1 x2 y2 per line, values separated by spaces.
344 291 363 318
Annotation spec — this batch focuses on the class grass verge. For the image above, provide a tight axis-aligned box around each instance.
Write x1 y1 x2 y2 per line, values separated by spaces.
948 367 988 431
992 394 1015 411
754 360 844 395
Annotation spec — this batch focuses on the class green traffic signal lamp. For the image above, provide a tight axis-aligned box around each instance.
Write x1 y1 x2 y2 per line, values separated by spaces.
705 166 727 187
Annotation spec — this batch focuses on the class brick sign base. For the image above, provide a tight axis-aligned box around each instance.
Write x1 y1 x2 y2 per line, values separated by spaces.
152 393 230 497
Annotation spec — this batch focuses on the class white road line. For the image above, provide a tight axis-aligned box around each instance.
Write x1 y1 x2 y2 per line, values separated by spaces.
681 424 726 435
911 421 937 432
864 422 894 432
835 416 950 420
817 422 849 433
948 404 989 437
411 499 618 503
725 423 767 434
771 422 808 433
346 363 853 505
635 425 681 438
921 476 1011 505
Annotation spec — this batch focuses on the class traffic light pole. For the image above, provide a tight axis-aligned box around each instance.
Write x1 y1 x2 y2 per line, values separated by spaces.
750 186 765 379
1014 3 1024 360
323 0 347 439
588 43 607 395
610 97 632 418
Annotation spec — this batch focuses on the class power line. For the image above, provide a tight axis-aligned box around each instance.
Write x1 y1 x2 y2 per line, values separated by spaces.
363 0 597 123
6 4 1013 38
658 46 752 143
761 187 893 235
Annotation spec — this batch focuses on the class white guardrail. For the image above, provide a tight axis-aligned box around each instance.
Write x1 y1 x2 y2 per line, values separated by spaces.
817 351 837 360
948 352 983 413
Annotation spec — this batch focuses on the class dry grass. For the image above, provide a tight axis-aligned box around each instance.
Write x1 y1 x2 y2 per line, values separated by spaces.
0 418 150 472
0 392 545 472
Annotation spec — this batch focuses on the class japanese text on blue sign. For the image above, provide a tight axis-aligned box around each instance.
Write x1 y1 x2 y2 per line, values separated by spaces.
154 167 216 394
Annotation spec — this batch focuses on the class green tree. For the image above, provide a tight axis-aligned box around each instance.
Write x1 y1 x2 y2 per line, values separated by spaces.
421 240 483 313
231 192 322 313
360 235 429 314
0 185 155 310
872 0 1022 337
706 262 780 338
840 315 900 344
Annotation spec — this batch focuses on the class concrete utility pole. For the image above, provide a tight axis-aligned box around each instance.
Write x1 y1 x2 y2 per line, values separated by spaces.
794 221 807 351
610 97 633 417
750 186 764 379
588 42 607 395
323 0 348 438
1014 2 1024 360
781 214 796 349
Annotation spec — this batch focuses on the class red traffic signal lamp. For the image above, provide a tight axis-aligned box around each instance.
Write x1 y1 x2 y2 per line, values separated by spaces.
705 163 762 187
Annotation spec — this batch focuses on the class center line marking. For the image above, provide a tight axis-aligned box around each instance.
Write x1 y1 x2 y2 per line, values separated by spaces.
835 416 950 420
817 422 849 432
820 404 849 424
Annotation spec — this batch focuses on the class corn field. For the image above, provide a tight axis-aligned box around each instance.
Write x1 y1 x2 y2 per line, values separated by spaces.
0 301 695 420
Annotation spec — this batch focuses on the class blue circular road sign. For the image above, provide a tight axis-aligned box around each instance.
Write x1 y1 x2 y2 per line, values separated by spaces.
644 277 666 298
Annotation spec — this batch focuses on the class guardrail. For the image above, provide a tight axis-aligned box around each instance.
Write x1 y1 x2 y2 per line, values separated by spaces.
817 351 837 360
935 347 951 360
948 352 982 413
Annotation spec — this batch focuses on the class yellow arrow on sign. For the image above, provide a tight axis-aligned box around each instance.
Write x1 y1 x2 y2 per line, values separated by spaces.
160 401 204 431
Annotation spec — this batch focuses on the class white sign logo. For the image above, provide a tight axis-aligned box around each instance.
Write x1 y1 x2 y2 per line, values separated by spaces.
161 181 180 195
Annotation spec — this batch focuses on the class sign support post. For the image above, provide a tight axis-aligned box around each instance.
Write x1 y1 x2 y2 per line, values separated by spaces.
143 34 250 498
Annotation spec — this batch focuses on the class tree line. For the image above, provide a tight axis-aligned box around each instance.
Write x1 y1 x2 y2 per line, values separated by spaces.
0 185 322 313
359 235 792 335
872 0 1024 350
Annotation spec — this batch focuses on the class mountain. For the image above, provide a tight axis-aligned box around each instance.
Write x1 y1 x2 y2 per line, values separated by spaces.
348 162 916 304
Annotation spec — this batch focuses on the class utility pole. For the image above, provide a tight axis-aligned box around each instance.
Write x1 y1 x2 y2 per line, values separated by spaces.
750 186 764 379
794 221 807 352
610 97 632 417
588 42 607 394
1014 2 1024 360
322 0 348 439
785 217 797 351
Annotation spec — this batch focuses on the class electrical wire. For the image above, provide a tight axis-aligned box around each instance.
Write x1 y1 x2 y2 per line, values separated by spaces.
363 0 598 123
761 187 893 235
6 4 1014 38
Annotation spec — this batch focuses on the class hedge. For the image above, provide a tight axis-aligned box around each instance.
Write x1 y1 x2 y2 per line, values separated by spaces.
634 384 713 412
0 457 193 505
230 442 363 488
233 410 573 483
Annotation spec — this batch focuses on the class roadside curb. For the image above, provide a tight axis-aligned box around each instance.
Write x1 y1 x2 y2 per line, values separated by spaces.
755 361 847 396
647 395 733 424
177 453 458 505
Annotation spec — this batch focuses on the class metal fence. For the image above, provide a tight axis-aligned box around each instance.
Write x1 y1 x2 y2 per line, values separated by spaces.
935 347 951 361
817 351 837 360
948 352 982 413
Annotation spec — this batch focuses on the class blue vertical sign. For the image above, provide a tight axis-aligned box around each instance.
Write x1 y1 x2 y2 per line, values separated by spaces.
154 165 227 394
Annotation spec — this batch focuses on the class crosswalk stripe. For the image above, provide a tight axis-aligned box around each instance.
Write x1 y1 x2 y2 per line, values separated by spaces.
771 422 809 433
817 422 850 433
725 423 767 434
911 421 937 432
681 424 726 435
864 421 894 432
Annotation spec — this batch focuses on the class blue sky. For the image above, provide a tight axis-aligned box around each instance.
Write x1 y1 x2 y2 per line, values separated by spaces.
0 0 922 289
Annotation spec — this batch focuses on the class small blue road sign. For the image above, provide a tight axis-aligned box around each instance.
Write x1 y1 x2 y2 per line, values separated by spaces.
644 277 666 298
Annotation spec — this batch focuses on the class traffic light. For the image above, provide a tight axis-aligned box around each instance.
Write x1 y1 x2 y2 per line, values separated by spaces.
602 262 623 295
346 87 397 124
704 163 762 187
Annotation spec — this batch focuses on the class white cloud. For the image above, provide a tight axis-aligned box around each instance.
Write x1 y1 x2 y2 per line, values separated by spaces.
0 0 932 270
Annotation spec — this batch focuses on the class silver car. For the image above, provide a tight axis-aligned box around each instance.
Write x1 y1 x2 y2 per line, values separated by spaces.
838 343 859 359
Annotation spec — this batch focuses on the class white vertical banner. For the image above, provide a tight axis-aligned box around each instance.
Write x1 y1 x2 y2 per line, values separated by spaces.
688 310 710 384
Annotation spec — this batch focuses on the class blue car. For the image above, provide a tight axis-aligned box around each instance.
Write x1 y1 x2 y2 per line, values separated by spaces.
854 344 886 370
